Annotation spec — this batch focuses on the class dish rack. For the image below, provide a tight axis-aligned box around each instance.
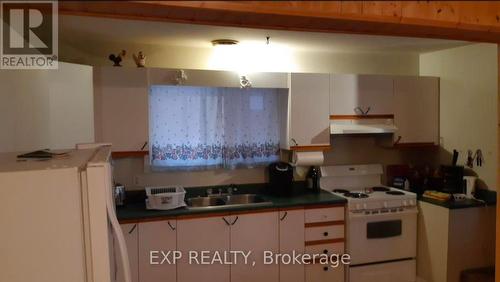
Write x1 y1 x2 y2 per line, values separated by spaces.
145 186 186 210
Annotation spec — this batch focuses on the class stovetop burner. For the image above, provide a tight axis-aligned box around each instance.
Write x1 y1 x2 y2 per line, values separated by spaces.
333 189 350 194
372 186 391 192
344 192 369 198
386 191 405 196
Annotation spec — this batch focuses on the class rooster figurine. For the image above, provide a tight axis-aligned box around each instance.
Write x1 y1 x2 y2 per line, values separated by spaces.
108 50 126 67
133 51 146 68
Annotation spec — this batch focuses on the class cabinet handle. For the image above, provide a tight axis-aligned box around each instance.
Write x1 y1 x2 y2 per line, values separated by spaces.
323 232 329 237
354 107 371 115
231 216 239 225
167 221 176 231
323 266 329 271
394 135 402 145
291 138 298 146
128 224 137 234
280 212 288 221
222 217 231 226
140 141 148 151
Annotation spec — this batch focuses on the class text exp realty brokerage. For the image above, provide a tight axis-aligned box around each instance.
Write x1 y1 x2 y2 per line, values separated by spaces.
150 250 351 268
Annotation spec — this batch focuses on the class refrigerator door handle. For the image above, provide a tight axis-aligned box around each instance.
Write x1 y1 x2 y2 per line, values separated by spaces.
105 166 132 282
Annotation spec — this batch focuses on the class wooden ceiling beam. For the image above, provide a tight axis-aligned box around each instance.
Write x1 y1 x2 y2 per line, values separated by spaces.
59 1 500 43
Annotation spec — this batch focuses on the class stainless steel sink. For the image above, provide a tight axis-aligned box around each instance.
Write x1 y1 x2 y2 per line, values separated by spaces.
186 196 226 208
225 194 267 205
186 194 271 209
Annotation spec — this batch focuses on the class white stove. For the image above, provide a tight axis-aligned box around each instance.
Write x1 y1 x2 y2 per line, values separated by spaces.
320 164 417 282
329 186 416 213
320 164 417 212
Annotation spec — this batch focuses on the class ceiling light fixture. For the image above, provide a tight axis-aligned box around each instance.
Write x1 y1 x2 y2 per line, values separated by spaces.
211 39 239 46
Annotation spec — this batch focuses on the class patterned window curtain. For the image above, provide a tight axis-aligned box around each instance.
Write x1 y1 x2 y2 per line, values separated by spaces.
149 85 280 170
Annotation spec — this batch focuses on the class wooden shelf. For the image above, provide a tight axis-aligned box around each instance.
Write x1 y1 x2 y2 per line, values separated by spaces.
330 114 394 120
289 145 331 152
111 151 149 159
393 143 439 149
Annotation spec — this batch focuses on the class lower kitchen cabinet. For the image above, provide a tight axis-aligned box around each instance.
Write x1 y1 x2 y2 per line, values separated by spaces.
230 212 280 282
117 223 139 282
279 209 305 282
177 216 231 282
117 205 345 282
417 201 495 282
306 264 344 282
138 220 177 282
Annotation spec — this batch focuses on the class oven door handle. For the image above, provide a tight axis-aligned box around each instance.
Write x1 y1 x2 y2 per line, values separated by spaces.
350 208 418 218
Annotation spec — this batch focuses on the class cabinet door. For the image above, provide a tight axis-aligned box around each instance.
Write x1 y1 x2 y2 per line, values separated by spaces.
305 263 344 282
138 220 177 282
231 212 280 282
116 224 139 282
94 67 149 151
331 74 394 115
279 210 305 282
289 73 330 147
0 62 94 152
177 216 231 282
393 76 439 145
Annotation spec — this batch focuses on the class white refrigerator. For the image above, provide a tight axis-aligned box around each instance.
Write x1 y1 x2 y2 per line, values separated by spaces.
0 144 131 282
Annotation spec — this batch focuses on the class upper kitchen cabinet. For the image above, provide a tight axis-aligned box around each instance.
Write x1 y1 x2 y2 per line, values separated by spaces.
331 74 394 116
0 62 94 152
148 68 288 88
283 73 330 150
393 76 439 146
93 67 149 152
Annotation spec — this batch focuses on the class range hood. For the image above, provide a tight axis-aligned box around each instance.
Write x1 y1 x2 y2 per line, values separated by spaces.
330 117 397 135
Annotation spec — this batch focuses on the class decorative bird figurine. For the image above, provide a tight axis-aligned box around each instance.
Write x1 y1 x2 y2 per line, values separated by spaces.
133 51 146 68
108 50 126 67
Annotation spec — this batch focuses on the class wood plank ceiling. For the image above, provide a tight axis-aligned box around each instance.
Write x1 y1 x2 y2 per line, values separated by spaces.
59 1 500 42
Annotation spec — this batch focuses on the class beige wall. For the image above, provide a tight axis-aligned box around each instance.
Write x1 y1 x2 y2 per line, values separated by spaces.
60 40 420 75
419 43 498 190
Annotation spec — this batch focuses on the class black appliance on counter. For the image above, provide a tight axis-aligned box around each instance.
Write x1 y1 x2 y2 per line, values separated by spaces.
439 165 464 194
306 166 321 193
268 162 294 196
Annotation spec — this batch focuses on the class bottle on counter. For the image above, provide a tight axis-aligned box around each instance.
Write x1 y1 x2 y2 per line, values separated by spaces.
306 166 321 193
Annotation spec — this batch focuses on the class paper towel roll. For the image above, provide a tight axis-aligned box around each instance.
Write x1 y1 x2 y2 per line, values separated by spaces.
292 151 324 166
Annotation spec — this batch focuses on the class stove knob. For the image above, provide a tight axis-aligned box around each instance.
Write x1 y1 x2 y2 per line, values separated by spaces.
403 200 408 207
409 199 415 206
356 203 361 210
383 202 388 208
363 203 367 210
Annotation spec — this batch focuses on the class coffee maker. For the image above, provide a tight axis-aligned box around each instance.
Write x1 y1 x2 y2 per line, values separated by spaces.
268 162 294 196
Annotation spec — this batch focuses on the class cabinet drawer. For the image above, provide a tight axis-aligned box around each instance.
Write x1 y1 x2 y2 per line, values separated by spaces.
305 225 344 241
305 263 344 282
305 243 345 256
305 207 344 223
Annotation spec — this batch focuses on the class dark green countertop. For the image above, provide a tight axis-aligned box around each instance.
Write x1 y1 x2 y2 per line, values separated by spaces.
418 189 496 210
117 183 346 222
